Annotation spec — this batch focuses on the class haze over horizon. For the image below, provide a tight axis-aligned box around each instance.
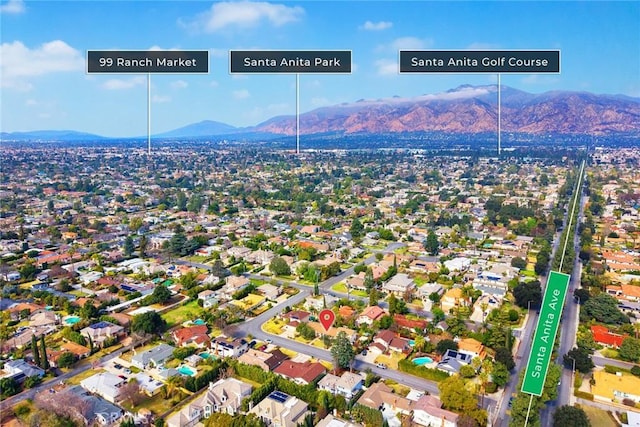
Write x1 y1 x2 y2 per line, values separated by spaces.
1 0 639 137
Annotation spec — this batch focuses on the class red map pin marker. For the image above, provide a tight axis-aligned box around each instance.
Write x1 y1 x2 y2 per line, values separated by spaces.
319 309 336 332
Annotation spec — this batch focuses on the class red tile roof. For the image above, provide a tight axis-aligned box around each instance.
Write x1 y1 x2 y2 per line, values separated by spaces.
273 360 326 384
591 325 627 348
172 325 209 346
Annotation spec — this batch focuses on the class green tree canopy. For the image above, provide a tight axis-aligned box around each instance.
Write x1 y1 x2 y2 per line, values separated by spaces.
331 331 355 370
581 293 629 324
563 347 594 373
131 311 167 335
552 405 590 427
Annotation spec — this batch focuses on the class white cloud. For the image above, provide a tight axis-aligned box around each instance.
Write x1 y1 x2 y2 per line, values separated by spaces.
233 89 250 99
170 80 188 89
25 99 38 106
521 74 559 85
180 1 304 33
377 36 433 53
148 45 181 51
152 94 171 103
0 0 25 14
466 42 500 50
360 20 392 31
231 74 248 80
101 76 146 90
375 59 398 76
311 97 330 107
0 40 84 90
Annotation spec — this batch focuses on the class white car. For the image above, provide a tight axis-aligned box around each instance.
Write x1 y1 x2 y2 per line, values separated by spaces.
376 363 387 369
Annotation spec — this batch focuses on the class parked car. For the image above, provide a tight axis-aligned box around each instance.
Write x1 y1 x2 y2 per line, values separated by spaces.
114 363 122 369
376 363 387 369
361 350 368 356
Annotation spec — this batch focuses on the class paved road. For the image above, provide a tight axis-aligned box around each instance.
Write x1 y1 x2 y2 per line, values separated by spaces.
593 355 638 370
493 180 583 427
539 162 586 427
0 345 130 411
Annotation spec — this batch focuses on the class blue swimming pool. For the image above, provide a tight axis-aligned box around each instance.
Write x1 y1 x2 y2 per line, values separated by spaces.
412 357 433 366
193 319 205 325
64 316 81 325
199 352 212 359
178 365 197 376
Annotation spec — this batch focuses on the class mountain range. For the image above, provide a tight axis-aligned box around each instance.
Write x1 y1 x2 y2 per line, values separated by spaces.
3 85 639 141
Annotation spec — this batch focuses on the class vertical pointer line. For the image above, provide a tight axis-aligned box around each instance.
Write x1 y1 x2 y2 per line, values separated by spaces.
523 393 534 427
497 73 501 156
147 73 151 156
559 160 585 271
296 73 300 155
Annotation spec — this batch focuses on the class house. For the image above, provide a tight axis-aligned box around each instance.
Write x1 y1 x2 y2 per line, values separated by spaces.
249 390 309 427
592 371 640 403
258 283 281 300
281 310 311 323
357 381 413 415
458 338 487 359
436 349 473 374
61 341 91 359
308 322 357 343
131 343 175 369
80 372 125 403
347 273 367 292
2 359 45 383
417 283 444 309
80 321 125 347
356 306 386 326
441 288 470 313
373 329 396 351
393 314 428 330
198 290 219 309
591 325 628 348
318 371 364 399
29 310 59 328
172 325 210 348
382 273 416 297
166 378 253 427
210 336 248 358
135 372 165 396
316 414 362 427
66 385 124 425
412 394 459 427
389 336 411 353
273 360 326 385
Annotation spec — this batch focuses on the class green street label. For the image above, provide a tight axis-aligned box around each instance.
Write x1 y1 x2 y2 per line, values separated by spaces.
521 271 570 396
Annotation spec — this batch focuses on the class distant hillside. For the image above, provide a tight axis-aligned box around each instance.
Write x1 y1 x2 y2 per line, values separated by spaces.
1 130 106 141
154 120 237 138
252 85 640 136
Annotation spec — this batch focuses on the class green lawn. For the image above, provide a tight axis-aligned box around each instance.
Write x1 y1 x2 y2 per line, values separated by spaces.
67 368 104 385
161 300 205 327
332 283 348 293
579 404 618 427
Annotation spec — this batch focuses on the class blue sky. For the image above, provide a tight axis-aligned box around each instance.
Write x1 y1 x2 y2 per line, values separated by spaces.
1 0 639 137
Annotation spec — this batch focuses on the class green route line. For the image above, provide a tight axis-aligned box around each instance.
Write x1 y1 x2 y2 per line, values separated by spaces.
522 160 585 426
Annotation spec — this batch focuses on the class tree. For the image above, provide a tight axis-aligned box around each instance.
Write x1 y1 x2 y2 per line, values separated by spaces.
0 377 18 398
573 288 590 304
24 375 42 389
350 218 364 238
436 339 458 355
619 337 640 362
491 362 509 387
146 284 172 305
511 257 527 270
32 334 41 368
123 235 134 257
563 347 594 373
131 311 166 335
513 280 542 309
80 301 99 319
139 234 148 257
424 231 439 256
438 375 485 425
552 405 590 427
495 346 515 371
331 331 355 371
57 352 76 368
581 293 629 324
40 335 49 370
270 256 291 276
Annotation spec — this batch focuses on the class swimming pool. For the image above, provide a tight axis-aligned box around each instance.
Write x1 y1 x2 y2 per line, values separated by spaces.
178 365 197 376
193 319 205 325
64 316 81 325
199 352 212 359
412 357 433 366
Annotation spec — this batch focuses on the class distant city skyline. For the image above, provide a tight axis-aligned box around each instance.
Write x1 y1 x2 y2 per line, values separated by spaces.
1 0 639 137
